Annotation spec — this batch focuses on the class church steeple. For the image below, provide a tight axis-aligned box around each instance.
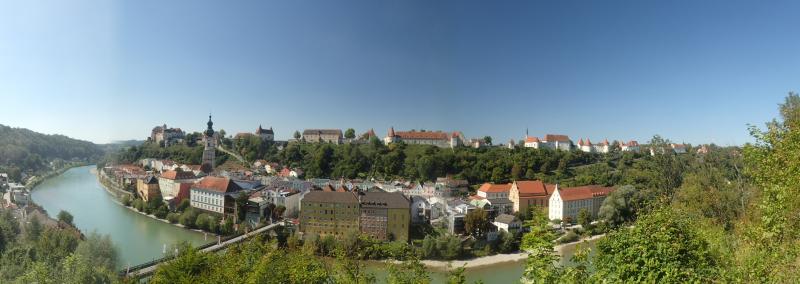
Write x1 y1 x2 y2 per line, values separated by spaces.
205 115 215 137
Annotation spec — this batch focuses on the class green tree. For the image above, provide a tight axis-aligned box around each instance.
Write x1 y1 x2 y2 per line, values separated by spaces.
483 136 492 145
57 210 74 227
577 208 591 229
464 208 489 237
598 185 637 227
345 128 356 139
387 258 430 284
594 208 718 282
521 208 560 283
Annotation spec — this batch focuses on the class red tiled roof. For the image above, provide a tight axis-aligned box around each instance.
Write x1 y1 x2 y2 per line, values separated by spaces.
557 185 613 201
577 138 585 146
478 183 512 193
544 134 571 142
161 170 196 180
525 136 540 143
192 176 242 193
514 180 554 197
601 139 609 146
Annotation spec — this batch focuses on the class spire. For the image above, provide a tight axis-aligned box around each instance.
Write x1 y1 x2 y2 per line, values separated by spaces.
205 114 215 137
388 126 395 137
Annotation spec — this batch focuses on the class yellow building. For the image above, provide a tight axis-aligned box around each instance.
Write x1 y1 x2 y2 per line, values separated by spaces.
299 191 411 242
300 191 360 238
136 176 161 202
360 192 411 242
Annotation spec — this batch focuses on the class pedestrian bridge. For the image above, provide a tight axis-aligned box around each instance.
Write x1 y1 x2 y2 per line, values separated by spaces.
121 221 284 278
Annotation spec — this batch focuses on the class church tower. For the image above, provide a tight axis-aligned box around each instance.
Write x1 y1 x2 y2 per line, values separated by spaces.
202 115 216 173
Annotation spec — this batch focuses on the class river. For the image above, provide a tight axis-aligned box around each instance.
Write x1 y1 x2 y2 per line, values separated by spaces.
30 165 595 282
30 166 207 269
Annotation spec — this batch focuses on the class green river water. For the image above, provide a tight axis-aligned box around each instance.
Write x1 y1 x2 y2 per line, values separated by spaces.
30 165 593 283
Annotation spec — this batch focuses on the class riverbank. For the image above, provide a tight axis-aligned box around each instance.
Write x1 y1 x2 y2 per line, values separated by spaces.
417 234 605 270
30 166 208 268
92 169 219 238
26 162 88 191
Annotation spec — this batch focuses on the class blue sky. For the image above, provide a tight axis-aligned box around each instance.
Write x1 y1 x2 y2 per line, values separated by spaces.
0 1 797 145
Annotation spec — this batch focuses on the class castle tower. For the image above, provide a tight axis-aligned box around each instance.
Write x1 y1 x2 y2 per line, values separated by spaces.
202 115 216 173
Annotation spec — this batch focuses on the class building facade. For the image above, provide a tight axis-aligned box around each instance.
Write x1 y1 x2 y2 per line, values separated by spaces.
190 176 244 218
299 191 411 241
136 175 161 202
548 185 613 222
509 180 554 213
302 129 343 144
359 192 411 241
300 191 360 238
158 169 197 202
384 127 464 148
256 125 274 141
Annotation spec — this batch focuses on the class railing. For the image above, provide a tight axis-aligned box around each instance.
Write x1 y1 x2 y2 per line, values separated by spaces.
119 223 279 277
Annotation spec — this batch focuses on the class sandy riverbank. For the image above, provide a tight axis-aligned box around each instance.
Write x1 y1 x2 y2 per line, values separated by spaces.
418 234 606 270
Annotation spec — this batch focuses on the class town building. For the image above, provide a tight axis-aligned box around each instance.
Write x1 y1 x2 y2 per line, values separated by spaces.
548 185 613 222
300 191 361 238
158 169 197 206
256 125 274 141
472 183 514 216
190 176 244 218
202 115 216 173
523 136 542 148
671 143 688 154
383 127 465 148
509 180 554 214
577 138 612 153
542 134 572 151
299 191 411 241
150 124 185 146
136 175 161 202
620 140 640 152
493 214 522 233
302 129 343 144
359 192 411 241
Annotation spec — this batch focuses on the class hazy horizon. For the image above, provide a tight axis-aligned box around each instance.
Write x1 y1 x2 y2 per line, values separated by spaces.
2 1 798 145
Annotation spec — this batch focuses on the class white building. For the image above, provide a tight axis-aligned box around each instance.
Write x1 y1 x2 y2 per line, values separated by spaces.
158 169 197 202
542 134 572 151
620 141 640 152
548 185 613 222
493 214 521 233
523 136 542 148
190 176 243 216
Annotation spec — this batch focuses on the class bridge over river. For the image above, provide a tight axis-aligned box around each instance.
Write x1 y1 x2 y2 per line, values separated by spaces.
122 221 284 278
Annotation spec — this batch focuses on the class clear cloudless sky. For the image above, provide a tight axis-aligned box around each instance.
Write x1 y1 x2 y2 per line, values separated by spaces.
1 0 798 145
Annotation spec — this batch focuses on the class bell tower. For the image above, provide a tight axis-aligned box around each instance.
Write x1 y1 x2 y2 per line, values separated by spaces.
202 115 216 173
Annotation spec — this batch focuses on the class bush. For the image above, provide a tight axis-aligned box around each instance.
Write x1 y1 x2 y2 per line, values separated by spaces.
154 205 169 219
166 213 180 224
177 199 190 212
121 195 132 206
558 231 579 244
179 209 199 228
57 210 74 226
195 213 211 231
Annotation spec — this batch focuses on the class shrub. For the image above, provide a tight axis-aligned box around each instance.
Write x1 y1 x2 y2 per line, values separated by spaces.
166 213 180 224
558 231 579 244
179 209 198 228
154 205 169 219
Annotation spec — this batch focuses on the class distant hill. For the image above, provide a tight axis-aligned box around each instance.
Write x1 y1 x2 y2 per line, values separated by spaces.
0 124 105 179
99 140 145 152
